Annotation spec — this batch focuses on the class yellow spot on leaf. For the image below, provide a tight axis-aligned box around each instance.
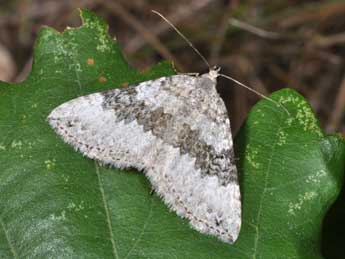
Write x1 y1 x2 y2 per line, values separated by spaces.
288 191 316 215
277 130 287 146
11 140 23 149
45 159 56 170
50 210 66 221
87 58 94 65
99 76 107 83
0 144 6 151
245 144 261 169
306 169 326 184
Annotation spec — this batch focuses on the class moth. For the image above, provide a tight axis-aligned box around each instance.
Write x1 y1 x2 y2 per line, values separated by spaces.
48 11 244 244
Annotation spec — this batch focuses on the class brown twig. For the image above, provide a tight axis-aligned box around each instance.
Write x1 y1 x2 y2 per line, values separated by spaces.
312 32 345 48
0 42 16 82
124 0 212 54
229 18 282 40
269 63 306 90
14 57 32 83
327 74 345 132
102 1 185 72
278 2 345 28
209 1 239 65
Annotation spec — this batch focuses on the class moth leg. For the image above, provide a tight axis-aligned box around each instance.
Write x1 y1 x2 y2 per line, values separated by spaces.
150 187 155 195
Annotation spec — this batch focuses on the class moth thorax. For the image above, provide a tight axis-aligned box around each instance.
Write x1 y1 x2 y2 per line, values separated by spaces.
203 67 220 82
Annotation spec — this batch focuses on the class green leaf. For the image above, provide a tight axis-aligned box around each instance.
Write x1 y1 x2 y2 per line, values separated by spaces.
0 9 344 258
234 90 344 258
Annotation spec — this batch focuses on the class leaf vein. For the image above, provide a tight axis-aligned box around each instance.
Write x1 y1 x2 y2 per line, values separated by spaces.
123 195 154 259
0 217 18 258
252 111 284 258
95 163 119 259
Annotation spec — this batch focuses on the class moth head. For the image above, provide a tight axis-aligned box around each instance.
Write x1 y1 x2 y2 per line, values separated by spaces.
204 66 220 82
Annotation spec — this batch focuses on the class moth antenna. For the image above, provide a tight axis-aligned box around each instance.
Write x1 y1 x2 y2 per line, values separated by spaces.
219 73 290 115
151 10 211 71
152 10 289 115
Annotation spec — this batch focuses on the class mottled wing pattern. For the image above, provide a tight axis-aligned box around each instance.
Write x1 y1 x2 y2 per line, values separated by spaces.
48 72 241 243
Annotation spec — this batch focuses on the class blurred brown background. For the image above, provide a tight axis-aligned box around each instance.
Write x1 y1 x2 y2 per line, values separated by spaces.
0 0 345 134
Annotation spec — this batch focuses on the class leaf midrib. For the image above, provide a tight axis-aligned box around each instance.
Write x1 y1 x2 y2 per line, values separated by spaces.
95 163 119 259
251 110 284 258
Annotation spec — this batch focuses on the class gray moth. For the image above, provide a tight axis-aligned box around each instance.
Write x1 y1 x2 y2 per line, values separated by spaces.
48 68 241 244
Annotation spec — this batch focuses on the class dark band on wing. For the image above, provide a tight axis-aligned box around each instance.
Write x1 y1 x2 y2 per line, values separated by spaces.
102 88 237 186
